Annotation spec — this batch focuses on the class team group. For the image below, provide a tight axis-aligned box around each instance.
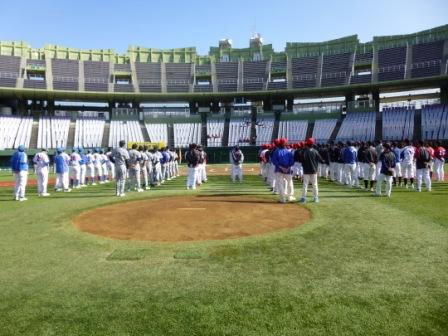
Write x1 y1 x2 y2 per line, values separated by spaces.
9 143 181 201
257 138 446 203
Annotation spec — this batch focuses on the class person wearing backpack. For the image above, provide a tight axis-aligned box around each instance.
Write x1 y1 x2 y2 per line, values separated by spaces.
230 145 244 182
415 140 431 192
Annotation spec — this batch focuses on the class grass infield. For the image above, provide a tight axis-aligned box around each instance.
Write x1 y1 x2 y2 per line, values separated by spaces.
0 164 447 335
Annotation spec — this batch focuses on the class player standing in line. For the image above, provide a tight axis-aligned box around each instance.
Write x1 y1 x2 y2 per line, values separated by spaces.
69 148 82 189
152 147 163 186
128 143 143 192
270 138 295 203
230 145 244 182
374 142 396 198
78 148 87 188
11 145 29 201
363 141 378 191
93 149 104 184
33 148 50 196
99 149 109 183
342 141 358 188
434 141 446 181
185 143 200 189
197 145 208 184
172 148 180 177
401 139 416 189
85 149 96 185
106 147 115 181
111 140 130 197
139 146 150 190
298 138 323 204
415 141 432 192
54 148 71 192
392 142 403 187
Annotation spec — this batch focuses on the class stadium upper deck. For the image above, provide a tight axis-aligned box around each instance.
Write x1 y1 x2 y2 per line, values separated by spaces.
0 25 447 103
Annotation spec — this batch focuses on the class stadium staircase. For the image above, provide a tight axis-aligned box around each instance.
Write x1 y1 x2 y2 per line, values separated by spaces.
66 122 76 148
405 44 413 79
108 61 114 92
141 122 150 142
316 54 324 87
375 112 382 140
286 57 293 90
237 60 243 92
129 60 140 93
29 121 39 149
101 122 110 148
78 61 85 91
414 110 422 140
45 52 53 91
372 47 379 82
211 62 218 92
17 56 26 89
160 62 167 93
443 40 448 75
329 118 343 142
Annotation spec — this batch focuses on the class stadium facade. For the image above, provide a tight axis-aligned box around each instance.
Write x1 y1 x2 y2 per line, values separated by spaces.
0 25 447 162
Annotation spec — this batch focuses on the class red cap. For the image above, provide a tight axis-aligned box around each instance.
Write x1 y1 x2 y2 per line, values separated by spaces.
306 137 315 146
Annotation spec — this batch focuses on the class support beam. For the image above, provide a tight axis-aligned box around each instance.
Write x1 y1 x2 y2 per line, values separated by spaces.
441 85 448 105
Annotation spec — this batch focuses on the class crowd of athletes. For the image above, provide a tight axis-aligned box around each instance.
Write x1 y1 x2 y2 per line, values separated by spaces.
10 142 181 201
258 138 446 203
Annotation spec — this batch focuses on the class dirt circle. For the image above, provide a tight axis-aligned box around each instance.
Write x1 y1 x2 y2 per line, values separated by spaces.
73 196 311 242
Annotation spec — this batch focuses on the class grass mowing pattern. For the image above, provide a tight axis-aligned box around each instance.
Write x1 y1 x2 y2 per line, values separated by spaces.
0 165 447 335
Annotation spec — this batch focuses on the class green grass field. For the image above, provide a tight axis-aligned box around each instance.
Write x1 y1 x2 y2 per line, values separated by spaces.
0 165 447 335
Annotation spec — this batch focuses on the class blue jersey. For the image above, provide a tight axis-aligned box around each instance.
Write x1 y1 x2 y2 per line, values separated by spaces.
342 146 357 164
393 148 402 163
11 151 28 172
54 153 69 173
271 148 294 174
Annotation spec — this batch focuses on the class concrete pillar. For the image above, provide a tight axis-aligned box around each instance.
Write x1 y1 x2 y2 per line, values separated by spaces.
286 98 294 112
189 101 198 114
441 85 448 105
372 91 380 112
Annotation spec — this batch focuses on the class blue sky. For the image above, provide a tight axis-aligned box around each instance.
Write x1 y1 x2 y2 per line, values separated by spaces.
1 0 447 55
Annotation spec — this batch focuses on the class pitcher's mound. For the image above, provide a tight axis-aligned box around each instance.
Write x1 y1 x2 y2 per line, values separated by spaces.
73 196 310 242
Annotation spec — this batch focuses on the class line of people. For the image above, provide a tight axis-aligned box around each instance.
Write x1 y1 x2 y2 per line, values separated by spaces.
258 138 446 202
9 143 181 200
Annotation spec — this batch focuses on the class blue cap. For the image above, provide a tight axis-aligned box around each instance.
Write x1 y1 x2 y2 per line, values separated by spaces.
18 145 25 152
56 147 63 153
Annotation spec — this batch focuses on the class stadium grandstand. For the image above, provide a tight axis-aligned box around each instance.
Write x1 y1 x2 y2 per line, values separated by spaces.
0 25 448 163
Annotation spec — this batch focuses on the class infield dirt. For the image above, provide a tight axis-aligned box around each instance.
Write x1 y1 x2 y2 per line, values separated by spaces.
73 195 310 242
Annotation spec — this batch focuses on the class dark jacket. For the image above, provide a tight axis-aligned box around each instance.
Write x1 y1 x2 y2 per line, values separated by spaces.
300 147 323 174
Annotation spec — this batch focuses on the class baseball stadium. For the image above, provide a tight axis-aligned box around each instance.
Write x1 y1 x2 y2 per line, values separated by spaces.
1 1 448 335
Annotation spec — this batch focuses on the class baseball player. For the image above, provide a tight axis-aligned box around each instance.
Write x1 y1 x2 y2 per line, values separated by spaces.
270 138 295 203
33 148 50 196
93 149 103 184
54 148 71 192
230 145 244 182
78 148 87 187
111 140 130 197
128 143 143 192
139 146 150 190
11 145 29 201
434 141 446 181
106 147 115 181
69 148 82 189
185 143 200 189
401 139 416 189
85 149 96 185
100 149 109 183
374 142 396 197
